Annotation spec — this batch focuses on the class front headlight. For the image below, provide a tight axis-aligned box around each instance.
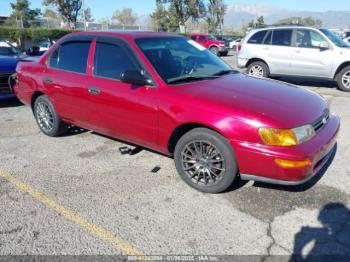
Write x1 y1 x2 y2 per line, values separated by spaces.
259 125 315 146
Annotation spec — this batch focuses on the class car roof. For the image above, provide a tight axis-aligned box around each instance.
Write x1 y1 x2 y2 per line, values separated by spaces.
250 25 322 32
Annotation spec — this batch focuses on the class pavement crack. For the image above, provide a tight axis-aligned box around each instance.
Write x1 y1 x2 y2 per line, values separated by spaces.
0 226 22 235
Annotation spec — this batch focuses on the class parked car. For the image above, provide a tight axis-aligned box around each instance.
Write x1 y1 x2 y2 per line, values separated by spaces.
229 38 241 51
344 37 350 44
189 33 229 56
38 39 56 52
15 31 340 193
237 26 350 92
0 41 22 97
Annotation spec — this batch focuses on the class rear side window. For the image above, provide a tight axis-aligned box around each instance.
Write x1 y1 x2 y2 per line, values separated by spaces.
248 30 268 44
263 30 272 45
190 35 196 41
93 42 140 80
272 29 293 46
50 41 90 73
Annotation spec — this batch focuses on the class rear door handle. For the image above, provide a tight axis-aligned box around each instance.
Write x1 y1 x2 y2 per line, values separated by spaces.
88 86 101 95
44 77 53 84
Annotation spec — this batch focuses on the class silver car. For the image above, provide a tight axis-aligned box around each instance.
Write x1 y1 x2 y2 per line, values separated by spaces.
237 26 350 92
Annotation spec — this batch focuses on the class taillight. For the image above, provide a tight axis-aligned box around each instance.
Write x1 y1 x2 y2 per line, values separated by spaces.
236 44 242 52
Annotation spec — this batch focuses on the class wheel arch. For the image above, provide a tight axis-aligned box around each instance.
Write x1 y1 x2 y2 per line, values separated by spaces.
246 58 269 69
31 91 46 111
167 122 227 156
334 62 350 80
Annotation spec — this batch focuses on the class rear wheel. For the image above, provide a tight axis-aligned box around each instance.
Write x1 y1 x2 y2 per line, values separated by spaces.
247 61 270 78
33 95 68 137
174 128 238 193
336 66 350 92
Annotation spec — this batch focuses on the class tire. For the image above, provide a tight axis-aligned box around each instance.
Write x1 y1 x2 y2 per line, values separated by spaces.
247 61 270 78
209 46 219 56
33 95 68 137
174 128 238 193
336 66 350 92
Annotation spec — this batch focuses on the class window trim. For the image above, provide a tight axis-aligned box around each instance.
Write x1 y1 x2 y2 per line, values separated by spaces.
47 38 92 75
247 30 269 45
295 29 333 50
270 29 293 47
92 36 156 87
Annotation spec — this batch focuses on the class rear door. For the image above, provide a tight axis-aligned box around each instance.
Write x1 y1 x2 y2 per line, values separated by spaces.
86 36 158 148
264 29 294 75
197 35 209 48
289 29 334 78
45 36 93 127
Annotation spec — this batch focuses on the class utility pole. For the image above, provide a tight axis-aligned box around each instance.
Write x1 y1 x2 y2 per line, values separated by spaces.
82 0 87 31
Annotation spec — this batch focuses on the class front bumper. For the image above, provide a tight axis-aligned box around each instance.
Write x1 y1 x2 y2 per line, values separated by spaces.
231 114 340 185
0 73 15 95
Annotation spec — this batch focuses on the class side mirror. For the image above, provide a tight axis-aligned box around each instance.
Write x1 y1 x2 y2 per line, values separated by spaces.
319 42 330 50
121 70 153 86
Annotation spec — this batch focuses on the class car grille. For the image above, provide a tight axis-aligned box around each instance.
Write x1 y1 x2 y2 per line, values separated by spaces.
312 109 330 133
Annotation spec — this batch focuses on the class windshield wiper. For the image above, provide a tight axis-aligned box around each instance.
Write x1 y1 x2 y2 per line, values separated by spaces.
167 75 219 84
212 69 236 76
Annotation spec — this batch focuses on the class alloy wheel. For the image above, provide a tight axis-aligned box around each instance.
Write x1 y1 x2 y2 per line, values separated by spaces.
342 71 350 89
36 102 54 133
181 140 225 186
249 65 264 78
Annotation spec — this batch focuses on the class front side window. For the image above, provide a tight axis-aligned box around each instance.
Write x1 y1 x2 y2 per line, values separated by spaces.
272 29 292 46
136 37 233 84
49 41 90 74
296 30 329 48
93 42 140 80
248 30 268 44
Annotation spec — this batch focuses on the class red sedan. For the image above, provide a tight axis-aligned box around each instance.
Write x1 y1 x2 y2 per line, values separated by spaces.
14 31 340 193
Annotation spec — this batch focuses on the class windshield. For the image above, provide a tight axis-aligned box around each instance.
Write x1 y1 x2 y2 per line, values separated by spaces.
135 37 233 84
0 41 20 56
320 29 349 48
208 35 217 41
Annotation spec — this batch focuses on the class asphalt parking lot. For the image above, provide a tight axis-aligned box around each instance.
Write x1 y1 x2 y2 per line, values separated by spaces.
1 53 350 260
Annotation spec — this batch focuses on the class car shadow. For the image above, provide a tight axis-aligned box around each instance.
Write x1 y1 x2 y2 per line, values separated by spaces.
251 144 338 193
0 97 23 108
61 125 89 137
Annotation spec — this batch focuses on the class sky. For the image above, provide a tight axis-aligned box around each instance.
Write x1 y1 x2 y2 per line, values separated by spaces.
1 0 349 18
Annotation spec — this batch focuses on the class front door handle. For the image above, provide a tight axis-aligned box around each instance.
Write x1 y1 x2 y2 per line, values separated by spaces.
44 77 53 84
88 86 101 95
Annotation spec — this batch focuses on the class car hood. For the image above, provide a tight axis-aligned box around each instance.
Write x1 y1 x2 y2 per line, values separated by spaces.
0 55 19 74
172 73 328 129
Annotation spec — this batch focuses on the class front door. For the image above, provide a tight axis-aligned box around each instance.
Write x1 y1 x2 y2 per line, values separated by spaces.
289 29 334 78
86 36 158 149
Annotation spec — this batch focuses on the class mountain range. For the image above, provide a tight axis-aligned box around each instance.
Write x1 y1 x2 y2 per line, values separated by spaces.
224 4 350 29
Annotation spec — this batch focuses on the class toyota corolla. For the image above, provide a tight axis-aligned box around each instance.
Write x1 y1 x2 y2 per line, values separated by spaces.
14 31 340 193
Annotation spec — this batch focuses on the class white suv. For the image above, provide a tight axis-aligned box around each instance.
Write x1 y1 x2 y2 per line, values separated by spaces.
237 26 350 92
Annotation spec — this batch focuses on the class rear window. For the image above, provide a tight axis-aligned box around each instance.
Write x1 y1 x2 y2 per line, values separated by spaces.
248 30 268 44
272 29 293 46
50 41 90 74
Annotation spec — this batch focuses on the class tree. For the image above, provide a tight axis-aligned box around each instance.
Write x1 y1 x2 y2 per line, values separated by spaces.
6 0 41 28
156 0 206 32
43 0 82 28
112 8 137 26
150 0 178 32
275 16 322 27
256 16 265 28
43 9 59 19
82 7 94 22
205 0 227 33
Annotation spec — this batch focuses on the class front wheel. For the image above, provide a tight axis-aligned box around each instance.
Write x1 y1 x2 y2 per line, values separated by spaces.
34 95 68 137
209 46 219 56
336 66 350 92
174 128 238 193
247 61 270 78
